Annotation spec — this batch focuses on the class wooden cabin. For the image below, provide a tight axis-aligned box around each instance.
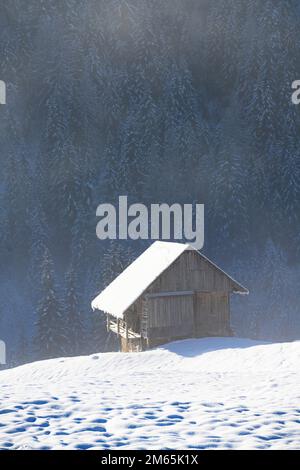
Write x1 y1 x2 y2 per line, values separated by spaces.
91 241 248 352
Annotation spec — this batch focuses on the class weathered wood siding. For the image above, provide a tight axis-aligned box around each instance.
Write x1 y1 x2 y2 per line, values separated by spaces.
144 251 233 340
147 250 233 294
194 292 230 336
144 292 230 340
146 294 194 339
120 336 143 352
122 250 234 346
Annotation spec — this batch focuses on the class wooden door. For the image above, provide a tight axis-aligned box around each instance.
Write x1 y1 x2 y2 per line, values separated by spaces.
146 294 194 339
194 292 229 336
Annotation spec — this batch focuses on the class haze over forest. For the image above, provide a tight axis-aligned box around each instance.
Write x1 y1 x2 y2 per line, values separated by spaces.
0 0 300 366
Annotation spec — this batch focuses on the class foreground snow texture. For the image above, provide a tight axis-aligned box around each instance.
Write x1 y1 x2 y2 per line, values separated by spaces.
0 338 299 450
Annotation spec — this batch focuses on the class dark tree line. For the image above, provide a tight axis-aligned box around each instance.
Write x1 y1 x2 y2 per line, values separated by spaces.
0 0 300 366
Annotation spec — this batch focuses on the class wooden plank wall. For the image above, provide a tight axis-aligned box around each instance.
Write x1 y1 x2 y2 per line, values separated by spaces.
122 250 233 342
147 251 232 294
195 292 230 336
146 295 194 339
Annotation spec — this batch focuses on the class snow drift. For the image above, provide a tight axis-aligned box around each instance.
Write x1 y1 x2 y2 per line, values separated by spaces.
0 338 299 450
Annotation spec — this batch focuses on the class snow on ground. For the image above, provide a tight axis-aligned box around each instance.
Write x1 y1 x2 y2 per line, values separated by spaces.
0 337 299 450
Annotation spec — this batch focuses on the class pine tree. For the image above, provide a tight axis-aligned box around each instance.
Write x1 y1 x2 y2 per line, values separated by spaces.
35 246 66 360
206 105 252 259
64 264 85 356
259 239 290 341
28 203 50 304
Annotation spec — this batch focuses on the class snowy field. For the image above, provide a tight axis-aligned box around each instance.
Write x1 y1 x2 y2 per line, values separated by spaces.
0 337 299 450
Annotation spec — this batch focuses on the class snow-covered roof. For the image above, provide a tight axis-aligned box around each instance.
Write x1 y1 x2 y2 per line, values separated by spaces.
91 241 248 319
